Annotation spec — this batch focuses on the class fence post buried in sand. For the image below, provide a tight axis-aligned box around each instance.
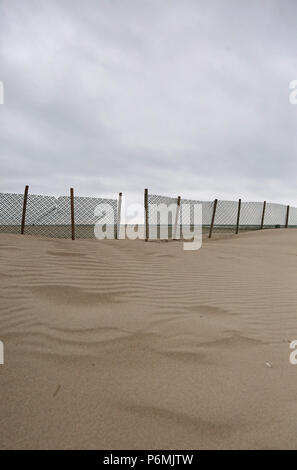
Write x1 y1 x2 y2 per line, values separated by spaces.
21 185 29 234
70 187 75 240
209 198 218 239
173 196 181 239
285 205 290 228
116 192 122 240
260 200 266 230
144 188 149 242
235 198 241 234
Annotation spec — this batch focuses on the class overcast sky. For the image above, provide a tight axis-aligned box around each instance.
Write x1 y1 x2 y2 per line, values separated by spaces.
1 0 297 205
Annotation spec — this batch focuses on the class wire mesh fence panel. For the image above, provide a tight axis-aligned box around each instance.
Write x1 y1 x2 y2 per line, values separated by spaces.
24 195 71 238
180 198 214 238
25 194 67 238
0 192 118 239
211 200 239 237
147 194 178 239
263 202 287 228
237 201 264 232
147 195 214 240
288 206 297 227
0 193 24 234
76 196 118 239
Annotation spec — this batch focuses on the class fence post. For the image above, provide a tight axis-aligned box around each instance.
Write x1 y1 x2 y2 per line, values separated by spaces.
260 200 266 230
173 196 181 239
285 205 290 228
21 185 29 234
70 187 75 240
144 188 149 241
209 198 218 239
116 192 122 240
235 198 241 234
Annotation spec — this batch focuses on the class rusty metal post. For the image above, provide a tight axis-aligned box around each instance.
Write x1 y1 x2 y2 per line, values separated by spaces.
285 205 290 228
144 188 149 241
21 185 29 234
260 200 266 230
70 187 75 240
209 198 218 239
173 196 181 239
235 198 241 234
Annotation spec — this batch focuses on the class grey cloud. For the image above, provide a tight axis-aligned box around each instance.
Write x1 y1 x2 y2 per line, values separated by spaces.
1 0 297 204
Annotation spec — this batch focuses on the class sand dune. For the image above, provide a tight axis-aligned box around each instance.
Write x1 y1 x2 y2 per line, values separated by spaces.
0 230 297 449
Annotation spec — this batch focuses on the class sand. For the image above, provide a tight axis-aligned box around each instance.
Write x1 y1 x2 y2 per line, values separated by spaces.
0 229 297 449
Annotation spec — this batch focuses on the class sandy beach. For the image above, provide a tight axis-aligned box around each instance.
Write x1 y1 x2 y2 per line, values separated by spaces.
0 229 297 449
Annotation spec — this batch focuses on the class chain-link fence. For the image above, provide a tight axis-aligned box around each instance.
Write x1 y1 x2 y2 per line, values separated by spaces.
146 194 178 239
288 205 297 226
1 188 297 241
0 189 119 239
145 191 297 240
147 194 215 239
